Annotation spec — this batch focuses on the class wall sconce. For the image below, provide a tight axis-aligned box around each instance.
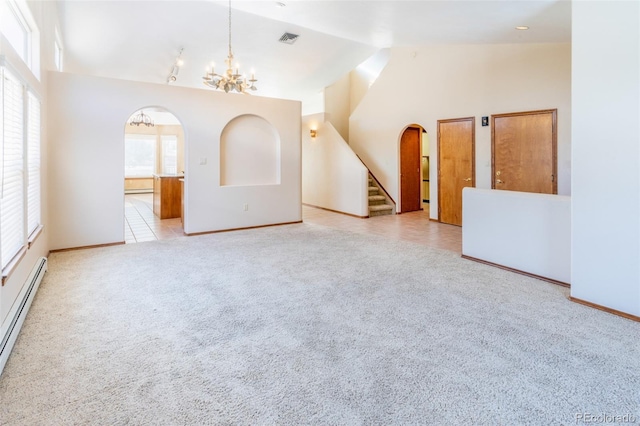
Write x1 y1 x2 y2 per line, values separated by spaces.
310 129 317 139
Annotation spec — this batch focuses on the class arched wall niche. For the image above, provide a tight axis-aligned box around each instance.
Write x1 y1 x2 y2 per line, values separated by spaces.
220 114 281 186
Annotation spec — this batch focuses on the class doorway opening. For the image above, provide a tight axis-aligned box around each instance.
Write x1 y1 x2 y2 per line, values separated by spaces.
124 107 185 243
399 124 426 213
421 129 430 206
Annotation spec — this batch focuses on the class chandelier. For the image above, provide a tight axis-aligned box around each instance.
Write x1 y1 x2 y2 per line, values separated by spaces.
128 110 154 127
203 0 257 93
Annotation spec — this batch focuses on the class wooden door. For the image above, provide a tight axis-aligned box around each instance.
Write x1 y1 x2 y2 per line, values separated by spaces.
400 127 422 212
438 117 475 226
492 109 557 194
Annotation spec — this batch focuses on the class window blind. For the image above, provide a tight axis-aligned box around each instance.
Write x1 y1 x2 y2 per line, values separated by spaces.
27 90 40 235
1 67 26 269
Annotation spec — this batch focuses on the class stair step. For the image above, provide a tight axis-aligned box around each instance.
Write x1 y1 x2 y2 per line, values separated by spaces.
368 195 386 206
369 204 393 217
368 186 379 194
369 204 393 212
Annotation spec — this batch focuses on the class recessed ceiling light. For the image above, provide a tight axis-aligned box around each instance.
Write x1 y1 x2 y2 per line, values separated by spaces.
276 2 286 7
516 26 529 30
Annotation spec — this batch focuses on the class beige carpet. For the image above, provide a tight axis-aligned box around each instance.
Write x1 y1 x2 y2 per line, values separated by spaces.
1 222 638 425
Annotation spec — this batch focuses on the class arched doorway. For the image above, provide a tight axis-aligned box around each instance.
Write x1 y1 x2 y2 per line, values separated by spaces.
399 125 423 213
124 107 185 243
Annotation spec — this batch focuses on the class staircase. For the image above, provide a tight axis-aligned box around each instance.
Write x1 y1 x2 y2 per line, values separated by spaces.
368 176 394 217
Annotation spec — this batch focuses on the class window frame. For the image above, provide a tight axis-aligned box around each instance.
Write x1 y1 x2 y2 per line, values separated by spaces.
54 28 63 72
0 60 43 284
161 135 178 175
26 90 41 238
0 1 31 66
0 0 40 80
1 66 27 272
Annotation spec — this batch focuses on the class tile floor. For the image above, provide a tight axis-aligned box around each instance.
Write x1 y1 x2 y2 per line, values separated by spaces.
124 195 461 253
124 194 183 244
303 205 462 253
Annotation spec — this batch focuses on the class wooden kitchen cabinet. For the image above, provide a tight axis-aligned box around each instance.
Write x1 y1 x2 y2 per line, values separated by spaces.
153 174 182 219
180 178 184 225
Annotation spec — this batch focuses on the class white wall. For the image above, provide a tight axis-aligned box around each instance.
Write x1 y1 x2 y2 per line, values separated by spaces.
302 114 369 217
302 91 324 116
349 43 571 215
463 188 571 284
571 1 640 316
47 72 301 250
324 74 351 142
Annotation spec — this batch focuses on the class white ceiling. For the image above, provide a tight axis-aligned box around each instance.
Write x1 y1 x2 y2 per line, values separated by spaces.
57 0 571 102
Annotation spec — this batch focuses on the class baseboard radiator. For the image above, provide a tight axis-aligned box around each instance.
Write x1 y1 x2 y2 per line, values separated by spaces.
0 256 47 376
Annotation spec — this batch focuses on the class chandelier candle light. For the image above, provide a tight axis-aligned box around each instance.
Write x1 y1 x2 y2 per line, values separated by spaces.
203 0 257 93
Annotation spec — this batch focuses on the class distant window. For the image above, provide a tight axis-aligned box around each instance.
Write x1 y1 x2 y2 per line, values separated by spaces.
0 1 31 65
54 39 63 71
0 0 33 67
125 136 156 177
161 135 178 175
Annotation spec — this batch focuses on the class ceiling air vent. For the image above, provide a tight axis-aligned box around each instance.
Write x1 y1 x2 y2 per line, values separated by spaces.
279 32 299 45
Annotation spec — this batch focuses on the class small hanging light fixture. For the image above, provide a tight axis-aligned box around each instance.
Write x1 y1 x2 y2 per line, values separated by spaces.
128 110 154 127
203 0 257 93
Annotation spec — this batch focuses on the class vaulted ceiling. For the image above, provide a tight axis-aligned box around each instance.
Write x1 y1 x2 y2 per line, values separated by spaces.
57 0 571 102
